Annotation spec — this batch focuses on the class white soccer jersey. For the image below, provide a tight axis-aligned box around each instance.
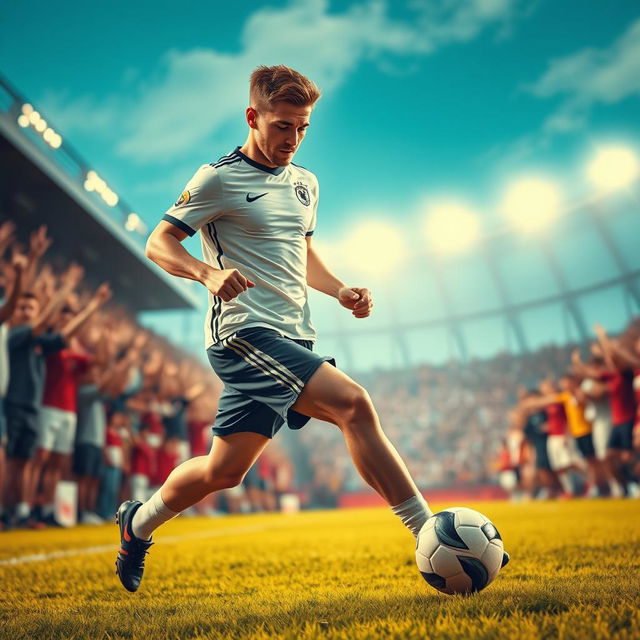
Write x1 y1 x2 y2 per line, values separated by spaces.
162 147 319 349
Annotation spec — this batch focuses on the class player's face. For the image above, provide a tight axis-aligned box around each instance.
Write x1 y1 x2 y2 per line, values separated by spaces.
255 102 313 166
12 296 39 325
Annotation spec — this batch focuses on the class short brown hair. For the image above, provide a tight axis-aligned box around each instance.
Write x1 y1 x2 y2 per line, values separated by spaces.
250 65 321 111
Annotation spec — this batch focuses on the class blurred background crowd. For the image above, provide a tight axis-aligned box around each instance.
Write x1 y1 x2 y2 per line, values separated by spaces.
1 221 227 530
2 220 638 531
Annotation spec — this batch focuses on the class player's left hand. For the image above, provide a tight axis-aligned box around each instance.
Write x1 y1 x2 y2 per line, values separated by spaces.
338 286 373 318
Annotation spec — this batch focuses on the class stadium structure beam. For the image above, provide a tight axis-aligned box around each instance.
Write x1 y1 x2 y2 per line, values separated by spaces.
480 241 529 354
588 204 640 309
427 259 469 363
534 240 589 343
320 270 640 340
384 285 412 369
332 310 356 372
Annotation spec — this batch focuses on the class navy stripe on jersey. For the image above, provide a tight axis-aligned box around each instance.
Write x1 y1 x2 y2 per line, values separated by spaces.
162 214 196 237
212 158 241 170
206 222 225 344
209 150 237 167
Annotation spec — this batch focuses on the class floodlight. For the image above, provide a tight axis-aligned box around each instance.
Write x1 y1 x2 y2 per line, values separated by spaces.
21 103 33 116
586 145 639 192
35 119 47 133
50 134 62 148
28 110 40 125
17 115 29 127
501 176 562 233
344 220 406 275
424 200 480 254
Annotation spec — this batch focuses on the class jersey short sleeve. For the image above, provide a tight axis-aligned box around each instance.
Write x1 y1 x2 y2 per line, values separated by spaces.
306 177 319 237
162 164 224 236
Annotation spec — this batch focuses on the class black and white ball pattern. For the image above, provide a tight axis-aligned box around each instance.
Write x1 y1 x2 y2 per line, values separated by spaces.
416 507 507 595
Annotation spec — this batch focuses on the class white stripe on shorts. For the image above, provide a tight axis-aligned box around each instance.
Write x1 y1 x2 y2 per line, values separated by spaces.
223 336 303 394
233 336 305 391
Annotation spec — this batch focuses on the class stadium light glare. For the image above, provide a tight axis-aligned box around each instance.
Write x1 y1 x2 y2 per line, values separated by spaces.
28 110 40 125
35 118 47 133
17 115 29 127
501 176 562 233
84 179 94 192
21 103 33 116
125 213 139 231
424 200 481 254
344 220 406 275
586 145 640 192
50 134 62 148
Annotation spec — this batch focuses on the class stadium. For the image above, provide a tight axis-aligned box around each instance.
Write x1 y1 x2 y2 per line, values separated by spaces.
1 2 640 639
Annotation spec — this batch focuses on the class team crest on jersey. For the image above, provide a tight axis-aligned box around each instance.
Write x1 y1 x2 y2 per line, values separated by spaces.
175 190 191 206
294 181 310 206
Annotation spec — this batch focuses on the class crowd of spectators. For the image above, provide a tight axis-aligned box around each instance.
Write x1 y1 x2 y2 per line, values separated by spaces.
292 325 639 504
0 221 292 530
497 318 640 500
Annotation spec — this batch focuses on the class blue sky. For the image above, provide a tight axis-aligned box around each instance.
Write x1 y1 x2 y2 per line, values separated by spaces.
2 1 640 369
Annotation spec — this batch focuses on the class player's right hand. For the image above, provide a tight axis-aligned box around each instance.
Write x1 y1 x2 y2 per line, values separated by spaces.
206 268 255 302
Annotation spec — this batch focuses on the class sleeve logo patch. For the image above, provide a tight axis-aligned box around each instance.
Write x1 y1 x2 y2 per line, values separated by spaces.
175 190 191 206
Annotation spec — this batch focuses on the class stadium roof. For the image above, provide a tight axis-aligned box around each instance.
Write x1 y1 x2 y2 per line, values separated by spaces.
0 75 199 312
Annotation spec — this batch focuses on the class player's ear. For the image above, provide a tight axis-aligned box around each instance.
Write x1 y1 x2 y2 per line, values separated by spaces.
246 107 258 130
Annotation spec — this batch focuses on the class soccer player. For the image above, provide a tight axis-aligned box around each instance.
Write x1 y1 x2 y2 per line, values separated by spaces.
116 65 509 593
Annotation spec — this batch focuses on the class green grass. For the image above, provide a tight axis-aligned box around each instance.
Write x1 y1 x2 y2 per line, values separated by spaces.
1 500 639 639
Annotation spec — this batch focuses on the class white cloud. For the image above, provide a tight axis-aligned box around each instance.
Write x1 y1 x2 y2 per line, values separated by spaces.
487 18 640 167
530 18 640 104
533 17 640 137
44 0 523 164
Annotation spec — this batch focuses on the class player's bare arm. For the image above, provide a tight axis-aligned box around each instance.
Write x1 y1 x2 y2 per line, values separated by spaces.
146 220 255 302
305 236 374 318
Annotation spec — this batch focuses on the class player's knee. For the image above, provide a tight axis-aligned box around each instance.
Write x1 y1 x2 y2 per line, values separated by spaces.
203 466 246 490
334 385 375 429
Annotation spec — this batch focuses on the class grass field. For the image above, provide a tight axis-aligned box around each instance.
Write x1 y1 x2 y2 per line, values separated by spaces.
1 499 639 639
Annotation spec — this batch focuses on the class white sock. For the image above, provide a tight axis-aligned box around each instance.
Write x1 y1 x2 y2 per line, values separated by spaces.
391 494 432 538
558 473 573 495
131 490 179 540
16 502 30 519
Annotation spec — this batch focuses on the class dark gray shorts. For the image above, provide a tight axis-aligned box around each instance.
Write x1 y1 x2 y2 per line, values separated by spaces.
207 327 335 439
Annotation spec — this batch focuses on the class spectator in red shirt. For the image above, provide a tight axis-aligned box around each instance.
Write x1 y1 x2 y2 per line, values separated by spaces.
27 284 111 524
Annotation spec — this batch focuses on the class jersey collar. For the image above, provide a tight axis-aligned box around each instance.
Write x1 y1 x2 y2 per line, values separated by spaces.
234 146 286 176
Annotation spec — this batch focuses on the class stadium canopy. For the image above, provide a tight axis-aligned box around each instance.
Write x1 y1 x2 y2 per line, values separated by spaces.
0 75 199 312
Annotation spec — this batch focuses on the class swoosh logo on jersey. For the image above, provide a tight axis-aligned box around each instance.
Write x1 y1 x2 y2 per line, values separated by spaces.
246 192 268 202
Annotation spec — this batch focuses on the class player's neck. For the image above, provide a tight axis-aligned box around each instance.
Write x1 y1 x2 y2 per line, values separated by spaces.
239 137 278 169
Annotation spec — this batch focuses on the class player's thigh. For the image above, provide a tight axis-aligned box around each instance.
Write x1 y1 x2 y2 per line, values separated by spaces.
204 431 270 483
290 361 370 425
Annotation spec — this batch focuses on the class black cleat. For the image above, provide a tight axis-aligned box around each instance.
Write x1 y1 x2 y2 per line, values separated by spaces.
115 500 153 592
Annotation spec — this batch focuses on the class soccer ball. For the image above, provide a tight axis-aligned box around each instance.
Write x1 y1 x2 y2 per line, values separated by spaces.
416 507 508 595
